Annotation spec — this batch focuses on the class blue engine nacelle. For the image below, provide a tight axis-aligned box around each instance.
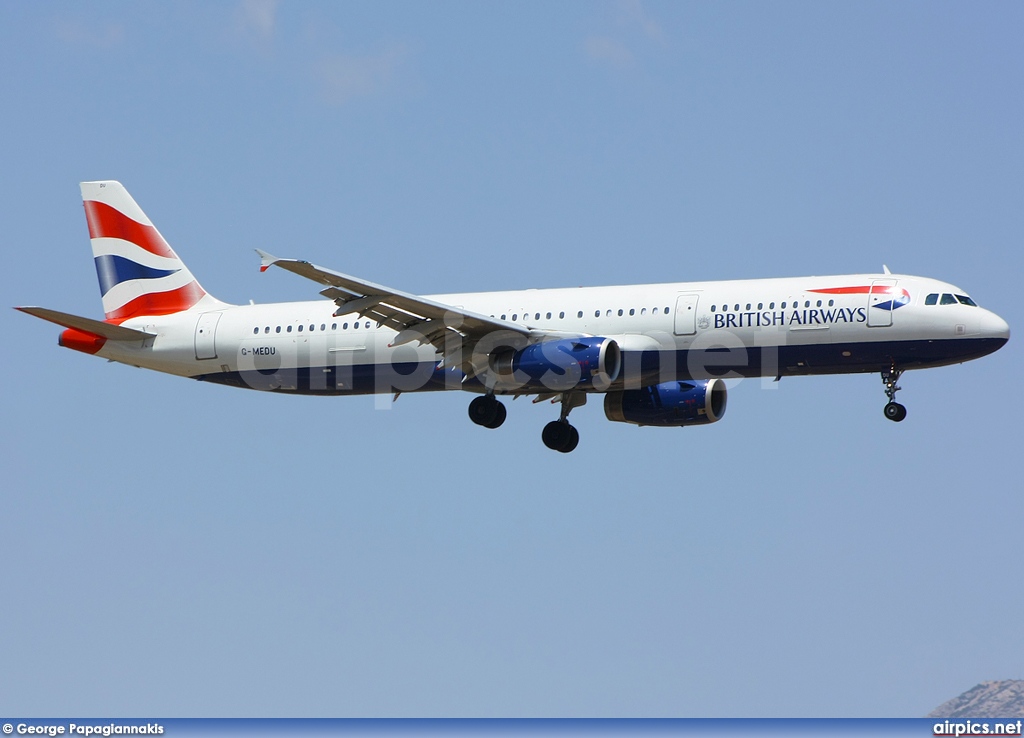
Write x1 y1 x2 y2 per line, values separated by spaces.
489 337 621 391
603 378 728 427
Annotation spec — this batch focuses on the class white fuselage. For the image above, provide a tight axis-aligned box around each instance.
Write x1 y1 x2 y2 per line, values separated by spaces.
92 272 1009 397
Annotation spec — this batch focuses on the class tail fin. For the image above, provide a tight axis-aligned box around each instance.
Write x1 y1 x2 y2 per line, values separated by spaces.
82 181 220 321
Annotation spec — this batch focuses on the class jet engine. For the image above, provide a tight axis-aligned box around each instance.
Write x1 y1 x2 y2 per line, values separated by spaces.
489 337 621 391
604 378 728 427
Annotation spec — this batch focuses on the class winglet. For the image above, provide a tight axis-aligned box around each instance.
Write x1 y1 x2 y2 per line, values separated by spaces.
256 249 278 273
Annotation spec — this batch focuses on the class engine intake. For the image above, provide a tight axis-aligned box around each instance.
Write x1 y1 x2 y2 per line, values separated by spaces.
604 378 728 427
490 337 621 391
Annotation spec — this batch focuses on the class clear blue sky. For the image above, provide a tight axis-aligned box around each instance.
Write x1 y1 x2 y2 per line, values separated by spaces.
2 1 1021 717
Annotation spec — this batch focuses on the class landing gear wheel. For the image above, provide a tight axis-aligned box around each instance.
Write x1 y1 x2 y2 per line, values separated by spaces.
883 402 907 422
542 420 578 453
564 424 580 453
468 395 506 428
880 364 907 423
486 400 507 429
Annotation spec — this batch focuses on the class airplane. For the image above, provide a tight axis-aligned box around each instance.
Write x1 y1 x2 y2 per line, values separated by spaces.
16 181 1011 452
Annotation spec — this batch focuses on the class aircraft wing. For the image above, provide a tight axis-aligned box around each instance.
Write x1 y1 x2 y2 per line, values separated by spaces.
256 251 565 375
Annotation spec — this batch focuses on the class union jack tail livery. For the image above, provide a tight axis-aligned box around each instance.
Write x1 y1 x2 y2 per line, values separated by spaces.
82 181 218 320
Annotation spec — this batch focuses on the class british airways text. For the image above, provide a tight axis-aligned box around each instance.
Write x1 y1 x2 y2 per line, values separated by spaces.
713 307 867 330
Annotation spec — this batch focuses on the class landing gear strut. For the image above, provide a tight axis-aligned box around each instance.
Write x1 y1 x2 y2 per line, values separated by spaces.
468 394 506 429
881 364 907 422
542 392 585 453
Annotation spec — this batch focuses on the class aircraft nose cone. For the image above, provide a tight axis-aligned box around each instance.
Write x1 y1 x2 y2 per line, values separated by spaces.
983 310 1010 342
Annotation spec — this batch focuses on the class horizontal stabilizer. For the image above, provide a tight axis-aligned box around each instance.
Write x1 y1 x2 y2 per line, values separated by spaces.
15 306 155 341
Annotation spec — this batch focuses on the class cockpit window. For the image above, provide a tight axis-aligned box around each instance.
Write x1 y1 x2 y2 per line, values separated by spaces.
940 294 958 305
925 293 938 305
956 295 978 307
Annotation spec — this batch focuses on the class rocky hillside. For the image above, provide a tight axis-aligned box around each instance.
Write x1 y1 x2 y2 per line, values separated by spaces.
929 681 1024 718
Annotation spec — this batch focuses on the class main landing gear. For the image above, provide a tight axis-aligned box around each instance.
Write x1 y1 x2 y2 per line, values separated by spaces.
467 391 584 453
541 392 585 453
468 394 506 429
881 364 907 422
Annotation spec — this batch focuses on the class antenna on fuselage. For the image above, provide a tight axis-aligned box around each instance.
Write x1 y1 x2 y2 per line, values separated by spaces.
882 264 892 275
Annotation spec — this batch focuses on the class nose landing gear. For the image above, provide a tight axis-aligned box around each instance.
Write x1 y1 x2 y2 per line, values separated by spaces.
882 365 907 422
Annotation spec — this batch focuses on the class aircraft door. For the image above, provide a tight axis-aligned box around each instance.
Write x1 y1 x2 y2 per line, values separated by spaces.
195 312 221 360
674 294 699 336
867 279 897 327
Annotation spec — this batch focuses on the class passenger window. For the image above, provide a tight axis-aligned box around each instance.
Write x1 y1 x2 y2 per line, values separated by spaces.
641 308 647 315
925 293 938 305
298 325 303 332
343 322 348 329
353 322 359 329
746 303 751 310
512 314 518 321
265 327 270 334
734 304 739 311
535 313 541 320
321 324 326 331
287 326 292 333
781 302 787 309
559 311 565 319
940 294 957 305
617 309 623 316
956 295 977 306
711 305 716 312
595 310 600 318
253 327 258 334
629 308 635 316
805 301 810 308
770 302 775 309
365 322 370 328
501 314 506 320
546 312 552 319
276 326 281 333
816 300 822 307
578 311 583 318
828 300 834 307
757 303 763 310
